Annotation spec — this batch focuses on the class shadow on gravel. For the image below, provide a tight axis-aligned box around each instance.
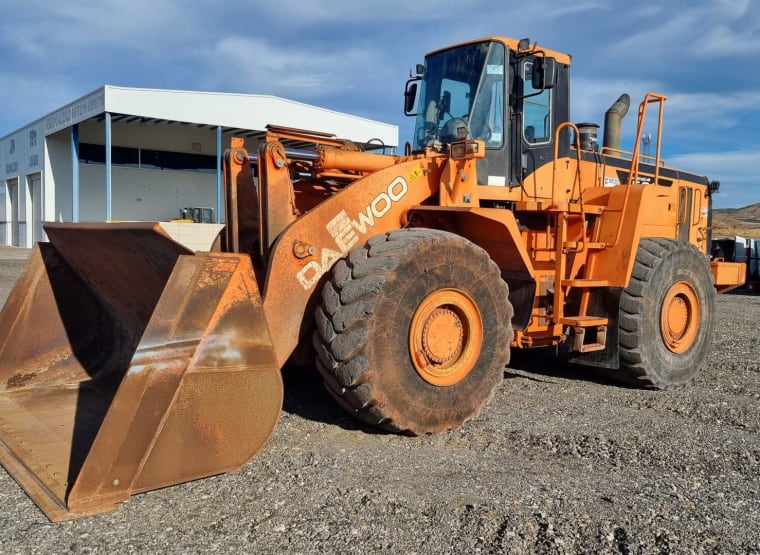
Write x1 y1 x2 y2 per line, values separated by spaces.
726 288 760 297
279 349 634 434
280 365 391 435
505 347 628 389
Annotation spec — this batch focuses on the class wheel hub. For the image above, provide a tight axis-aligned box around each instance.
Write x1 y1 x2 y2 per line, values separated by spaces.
421 308 464 364
409 289 483 386
660 281 700 353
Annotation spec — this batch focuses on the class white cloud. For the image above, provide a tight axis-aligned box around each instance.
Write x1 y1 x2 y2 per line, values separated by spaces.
666 90 760 129
668 150 760 179
0 73 84 135
697 24 760 55
570 76 760 150
245 0 449 24
1 0 190 56
669 150 760 208
611 11 703 58
628 5 665 19
609 0 760 60
540 1 608 17
714 0 752 19
202 36 380 98
568 78 667 153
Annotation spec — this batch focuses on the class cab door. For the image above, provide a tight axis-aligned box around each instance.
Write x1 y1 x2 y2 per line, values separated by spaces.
518 57 555 183
471 42 510 187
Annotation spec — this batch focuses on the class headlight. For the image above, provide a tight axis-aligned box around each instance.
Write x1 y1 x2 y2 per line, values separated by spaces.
450 139 486 160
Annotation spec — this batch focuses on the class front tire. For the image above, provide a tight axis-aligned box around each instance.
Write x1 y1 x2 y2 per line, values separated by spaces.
616 238 716 389
313 229 513 434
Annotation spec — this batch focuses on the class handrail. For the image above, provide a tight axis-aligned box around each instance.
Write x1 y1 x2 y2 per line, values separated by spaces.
599 145 666 167
608 92 667 248
629 93 666 187
553 121 587 254
553 121 583 201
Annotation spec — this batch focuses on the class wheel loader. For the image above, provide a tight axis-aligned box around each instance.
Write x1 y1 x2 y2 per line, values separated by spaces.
0 36 745 521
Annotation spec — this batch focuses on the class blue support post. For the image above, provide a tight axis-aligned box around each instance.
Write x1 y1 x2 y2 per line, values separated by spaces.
216 126 223 223
105 112 112 222
71 124 79 222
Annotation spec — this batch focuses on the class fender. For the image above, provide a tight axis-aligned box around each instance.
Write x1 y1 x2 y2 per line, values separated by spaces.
262 159 439 367
404 206 537 332
296 175 411 289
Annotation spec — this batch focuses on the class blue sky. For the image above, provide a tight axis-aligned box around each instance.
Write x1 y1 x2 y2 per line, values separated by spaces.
1 0 758 208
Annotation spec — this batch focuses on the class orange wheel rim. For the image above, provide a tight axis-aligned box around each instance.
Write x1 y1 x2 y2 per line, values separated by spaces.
409 289 483 386
660 282 700 354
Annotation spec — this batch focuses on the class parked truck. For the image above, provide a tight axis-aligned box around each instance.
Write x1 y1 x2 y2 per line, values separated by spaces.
0 36 745 521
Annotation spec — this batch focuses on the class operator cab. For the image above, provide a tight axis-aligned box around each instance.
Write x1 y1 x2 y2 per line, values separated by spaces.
404 37 571 187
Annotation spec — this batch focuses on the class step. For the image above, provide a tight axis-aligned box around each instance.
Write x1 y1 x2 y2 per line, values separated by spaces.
569 322 608 353
574 341 606 353
563 241 607 251
560 279 609 288
560 315 609 327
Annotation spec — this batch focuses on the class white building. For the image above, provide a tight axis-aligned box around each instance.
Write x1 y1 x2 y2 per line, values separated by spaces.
0 85 398 247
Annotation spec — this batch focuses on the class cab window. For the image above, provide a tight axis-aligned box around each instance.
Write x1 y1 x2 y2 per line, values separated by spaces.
470 48 505 147
523 61 551 144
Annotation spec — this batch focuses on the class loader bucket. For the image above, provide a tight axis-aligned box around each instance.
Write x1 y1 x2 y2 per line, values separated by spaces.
0 222 283 521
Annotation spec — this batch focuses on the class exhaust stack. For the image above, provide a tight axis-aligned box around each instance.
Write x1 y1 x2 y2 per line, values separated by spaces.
603 94 630 151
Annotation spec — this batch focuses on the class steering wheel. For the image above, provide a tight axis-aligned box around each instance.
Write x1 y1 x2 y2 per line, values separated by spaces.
439 117 469 144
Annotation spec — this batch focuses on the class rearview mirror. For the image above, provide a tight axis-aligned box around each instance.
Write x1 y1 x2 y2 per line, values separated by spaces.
404 79 420 115
532 56 557 90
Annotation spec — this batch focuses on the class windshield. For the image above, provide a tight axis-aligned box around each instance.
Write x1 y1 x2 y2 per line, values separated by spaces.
413 41 505 151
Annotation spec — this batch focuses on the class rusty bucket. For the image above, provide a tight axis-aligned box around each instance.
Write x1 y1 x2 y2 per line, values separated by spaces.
0 222 283 521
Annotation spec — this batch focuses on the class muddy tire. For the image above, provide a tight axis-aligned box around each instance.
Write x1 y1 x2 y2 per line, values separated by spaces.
313 229 513 435
615 238 716 389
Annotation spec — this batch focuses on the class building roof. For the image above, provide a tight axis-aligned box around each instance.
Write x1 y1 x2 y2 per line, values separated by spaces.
2 86 398 179
43 85 397 144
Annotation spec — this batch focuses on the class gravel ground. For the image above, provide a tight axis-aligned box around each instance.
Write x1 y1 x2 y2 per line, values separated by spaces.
0 247 759 554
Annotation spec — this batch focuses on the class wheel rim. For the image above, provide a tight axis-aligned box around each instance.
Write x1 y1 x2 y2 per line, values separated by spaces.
409 289 483 386
660 281 700 354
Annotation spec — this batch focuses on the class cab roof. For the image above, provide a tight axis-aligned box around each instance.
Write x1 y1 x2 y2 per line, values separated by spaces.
427 37 572 66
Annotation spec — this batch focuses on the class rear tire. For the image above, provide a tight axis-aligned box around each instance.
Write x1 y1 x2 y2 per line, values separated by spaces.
616 238 716 389
313 229 513 434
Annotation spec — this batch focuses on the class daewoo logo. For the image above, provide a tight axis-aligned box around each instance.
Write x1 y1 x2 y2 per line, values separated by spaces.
296 176 409 290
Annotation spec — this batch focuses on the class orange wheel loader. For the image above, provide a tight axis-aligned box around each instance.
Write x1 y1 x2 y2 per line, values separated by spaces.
0 37 745 521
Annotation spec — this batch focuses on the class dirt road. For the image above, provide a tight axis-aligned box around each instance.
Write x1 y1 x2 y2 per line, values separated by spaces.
0 250 758 553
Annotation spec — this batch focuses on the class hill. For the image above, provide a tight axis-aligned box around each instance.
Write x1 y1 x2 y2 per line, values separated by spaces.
712 202 760 238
